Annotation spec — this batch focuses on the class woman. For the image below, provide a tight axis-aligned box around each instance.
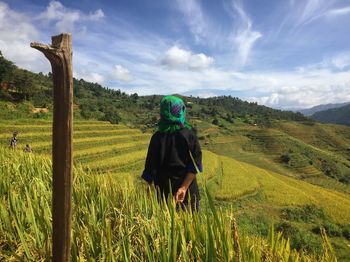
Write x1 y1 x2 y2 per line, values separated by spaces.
9 132 18 150
141 96 202 211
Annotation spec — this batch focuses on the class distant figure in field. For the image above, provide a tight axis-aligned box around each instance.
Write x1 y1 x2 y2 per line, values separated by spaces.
142 96 202 211
23 144 33 153
9 132 18 150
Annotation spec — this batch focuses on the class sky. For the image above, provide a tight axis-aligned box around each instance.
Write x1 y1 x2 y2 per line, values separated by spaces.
0 0 350 109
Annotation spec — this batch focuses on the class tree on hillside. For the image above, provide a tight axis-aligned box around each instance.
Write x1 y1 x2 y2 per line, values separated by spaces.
131 93 139 103
212 118 219 125
13 69 38 100
0 51 15 83
101 106 122 124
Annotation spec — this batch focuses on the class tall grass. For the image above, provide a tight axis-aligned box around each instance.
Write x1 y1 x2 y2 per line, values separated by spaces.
0 147 337 261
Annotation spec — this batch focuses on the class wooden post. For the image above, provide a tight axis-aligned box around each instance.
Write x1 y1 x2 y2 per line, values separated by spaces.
31 33 73 262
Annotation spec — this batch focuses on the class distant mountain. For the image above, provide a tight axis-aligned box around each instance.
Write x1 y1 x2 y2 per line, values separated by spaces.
312 104 350 126
298 102 350 116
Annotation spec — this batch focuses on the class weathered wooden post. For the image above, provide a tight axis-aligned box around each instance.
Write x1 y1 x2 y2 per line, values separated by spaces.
31 33 73 262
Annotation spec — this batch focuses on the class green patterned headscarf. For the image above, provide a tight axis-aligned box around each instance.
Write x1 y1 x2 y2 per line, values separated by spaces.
158 96 192 133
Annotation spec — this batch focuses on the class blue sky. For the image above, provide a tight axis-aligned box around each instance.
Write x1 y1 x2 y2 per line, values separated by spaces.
1 0 350 109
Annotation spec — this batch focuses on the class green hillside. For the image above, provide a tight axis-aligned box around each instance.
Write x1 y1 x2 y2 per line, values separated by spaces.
312 104 350 126
201 120 350 187
1 119 350 260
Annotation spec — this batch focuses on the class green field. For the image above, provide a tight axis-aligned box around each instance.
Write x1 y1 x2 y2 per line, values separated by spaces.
1 119 350 260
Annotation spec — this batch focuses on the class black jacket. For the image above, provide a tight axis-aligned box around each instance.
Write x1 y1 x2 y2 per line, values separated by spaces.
141 128 202 207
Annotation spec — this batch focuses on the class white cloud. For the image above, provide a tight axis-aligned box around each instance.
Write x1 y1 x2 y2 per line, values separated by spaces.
296 52 350 71
249 82 350 110
330 53 350 70
110 65 133 82
120 56 350 108
0 1 106 74
227 0 262 66
188 53 214 69
246 68 350 109
38 1 104 32
196 92 217 98
161 46 213 70
89 9 105 21
161 46 191 67
72 57 109 84
88 72 104 83
76 71 105 83
182 89 219 98
0 2 48 72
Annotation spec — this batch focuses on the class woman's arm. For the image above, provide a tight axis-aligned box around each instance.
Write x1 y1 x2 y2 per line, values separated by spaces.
141 134 159 184
175 172 196 203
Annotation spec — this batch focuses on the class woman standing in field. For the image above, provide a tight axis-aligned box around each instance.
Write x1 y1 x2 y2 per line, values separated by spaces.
141 96 202 211
9 132 18 150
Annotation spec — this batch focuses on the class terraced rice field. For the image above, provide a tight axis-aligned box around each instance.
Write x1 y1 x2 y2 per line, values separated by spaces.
205 154 350 224
2 119 350 225
276 121 350 154
0 120 151 174
240 129 349 179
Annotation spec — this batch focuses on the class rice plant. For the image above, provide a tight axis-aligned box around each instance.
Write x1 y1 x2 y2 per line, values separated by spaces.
0 146 338 261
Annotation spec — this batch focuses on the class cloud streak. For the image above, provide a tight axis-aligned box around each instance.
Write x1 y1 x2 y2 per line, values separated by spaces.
289 0 350 29
175 0 207 42
326 6 350 17
226 0 262 66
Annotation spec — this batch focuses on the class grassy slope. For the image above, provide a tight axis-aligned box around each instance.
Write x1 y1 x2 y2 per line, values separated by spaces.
202 120 350 192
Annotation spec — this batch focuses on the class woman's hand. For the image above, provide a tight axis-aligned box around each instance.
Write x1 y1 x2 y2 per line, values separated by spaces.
176 172 196 203
175 186 187 203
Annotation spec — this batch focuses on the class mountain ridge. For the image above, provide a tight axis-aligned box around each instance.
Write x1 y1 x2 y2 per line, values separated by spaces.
312 104 350 126
298 102 350 116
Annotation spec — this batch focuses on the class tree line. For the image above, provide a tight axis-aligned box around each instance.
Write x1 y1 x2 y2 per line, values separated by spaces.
0 51 311 126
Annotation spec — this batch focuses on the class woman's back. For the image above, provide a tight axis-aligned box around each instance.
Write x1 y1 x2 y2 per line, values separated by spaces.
141 96 202 211
150 128 201 182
